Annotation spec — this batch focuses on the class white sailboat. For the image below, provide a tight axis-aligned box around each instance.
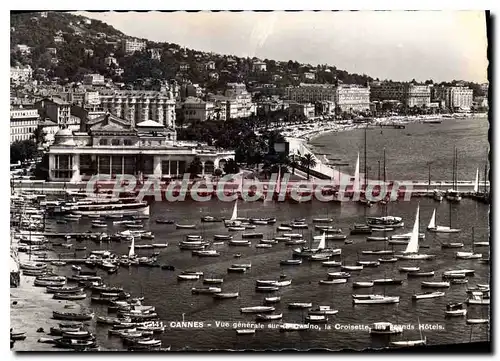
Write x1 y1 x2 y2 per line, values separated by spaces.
427 208 461 233
225 200 241 227
128 236 136 258
396 204 434 260
231 200 238 221
473 168 479 193
354 152 360 195
456 227 482 259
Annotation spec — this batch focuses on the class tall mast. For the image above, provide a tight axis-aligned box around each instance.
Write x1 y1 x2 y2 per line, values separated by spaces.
484 153 488 194
364 125 367 192
383 148 387 217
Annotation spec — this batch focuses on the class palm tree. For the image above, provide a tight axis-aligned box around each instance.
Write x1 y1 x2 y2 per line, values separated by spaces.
300 154 317 180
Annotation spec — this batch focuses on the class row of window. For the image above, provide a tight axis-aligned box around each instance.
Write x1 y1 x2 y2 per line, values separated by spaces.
11 127 36 134
11 120 38 126
98 138 134 146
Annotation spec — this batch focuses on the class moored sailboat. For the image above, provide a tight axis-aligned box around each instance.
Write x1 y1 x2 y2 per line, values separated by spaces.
396 205 435 260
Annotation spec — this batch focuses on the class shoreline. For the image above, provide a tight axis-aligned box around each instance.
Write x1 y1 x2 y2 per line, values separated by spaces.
284 112 485 181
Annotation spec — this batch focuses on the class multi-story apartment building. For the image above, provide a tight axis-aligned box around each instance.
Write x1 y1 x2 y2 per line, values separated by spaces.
98 89 176 128
433 86 473 111
335 84 370 113
83 74 105 86
223 83 255 119
10 65 32 83
182 97 215 122
35 97 71 127
370 81 405 102
405 84 431 107
370 81 430 107
285 83 337 103
122 38 146 54
10 107 39 143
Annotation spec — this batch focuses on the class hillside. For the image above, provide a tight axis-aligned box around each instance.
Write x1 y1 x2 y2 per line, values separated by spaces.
9 11 379 90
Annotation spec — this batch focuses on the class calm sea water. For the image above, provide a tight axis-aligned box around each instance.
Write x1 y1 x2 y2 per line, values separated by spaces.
40 117 490 351
309 117 490 182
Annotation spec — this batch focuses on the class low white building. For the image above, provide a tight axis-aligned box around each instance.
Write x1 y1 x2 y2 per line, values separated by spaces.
46 113 234 181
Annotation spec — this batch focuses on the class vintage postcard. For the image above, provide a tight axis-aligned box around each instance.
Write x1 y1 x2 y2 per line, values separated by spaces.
10 10 490 352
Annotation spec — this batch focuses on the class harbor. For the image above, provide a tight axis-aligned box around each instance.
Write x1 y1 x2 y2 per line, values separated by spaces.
10 112 490 351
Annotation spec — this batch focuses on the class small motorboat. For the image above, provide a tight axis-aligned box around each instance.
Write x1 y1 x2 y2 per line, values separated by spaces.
327 272 351 279
240 306 275 313
203 278 224 285
264 296 281 304
441 242 464 249
213 292 239 299
399 266 420 272
421 281 450 289
412 291 445 300
372 278 404 286
191 287 222 294
176 224 196 229
280 259 302 265
236 329 256 335
445 303 467 317
466 318 489 325
308 306 338 315
407 271 435 278
322 261 341 267
341 265 363 271
255 313 283 321
177 274 200 281
288 302 312 309
319 279 348 285
305 314 328 323
353 281 374 288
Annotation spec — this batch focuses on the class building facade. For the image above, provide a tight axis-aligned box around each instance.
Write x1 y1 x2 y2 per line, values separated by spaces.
10 107 39 143
122 39 147 54
182 97 215 122
223 83 255 119
335 84 370 113
83 74 105 86
252 61 267 72
98 90 176 128
36 98 71 127
46 113 234 181
433 86 473 111
288 102 315 119
405 84 431 107
370 81 430 107
285 83 337 103
10 65 33 83
370 82 405 102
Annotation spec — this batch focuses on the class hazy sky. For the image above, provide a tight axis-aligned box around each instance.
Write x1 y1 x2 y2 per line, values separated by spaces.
79 11 488 83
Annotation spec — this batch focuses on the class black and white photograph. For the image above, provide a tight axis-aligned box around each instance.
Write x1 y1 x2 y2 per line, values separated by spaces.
9 9 491 352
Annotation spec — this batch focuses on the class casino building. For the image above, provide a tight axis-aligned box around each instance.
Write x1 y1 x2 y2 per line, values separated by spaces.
46 112 235 182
